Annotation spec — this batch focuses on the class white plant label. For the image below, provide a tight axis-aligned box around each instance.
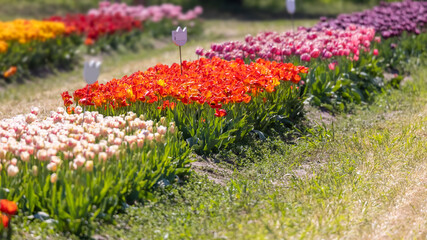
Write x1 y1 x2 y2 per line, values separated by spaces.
172 26 187 46
83 60 101 85
286 0 296 14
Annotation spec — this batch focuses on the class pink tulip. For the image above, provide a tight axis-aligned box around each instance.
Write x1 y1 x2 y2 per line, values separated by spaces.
300 53 311 62
373 49 378 56
310 49 320 58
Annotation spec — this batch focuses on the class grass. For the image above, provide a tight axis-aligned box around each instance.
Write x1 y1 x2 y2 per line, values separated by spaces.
10 62 427 239
0 0 107 21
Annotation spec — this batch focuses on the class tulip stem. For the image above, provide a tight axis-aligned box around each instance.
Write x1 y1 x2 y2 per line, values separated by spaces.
83 85 89 125
179 46 183 75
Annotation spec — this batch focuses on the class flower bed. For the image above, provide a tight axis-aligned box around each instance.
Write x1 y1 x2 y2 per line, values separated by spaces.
0 19 79 81
0 107 190 234
88 1 203 22
87 1 203 38
197 26 376 62
312 0 427 38
62 57 307 153
46 13 143 53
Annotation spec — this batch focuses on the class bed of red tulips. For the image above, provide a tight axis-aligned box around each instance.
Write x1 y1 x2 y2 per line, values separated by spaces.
63 57 307 153
64 57 306 109
47 14 142 42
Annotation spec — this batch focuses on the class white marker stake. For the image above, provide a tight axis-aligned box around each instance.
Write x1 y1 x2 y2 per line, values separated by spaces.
82 60 101 122
172 26 187 75
286 0 296 32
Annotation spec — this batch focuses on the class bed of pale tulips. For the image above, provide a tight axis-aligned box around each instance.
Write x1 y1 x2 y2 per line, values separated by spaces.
0 106 190 234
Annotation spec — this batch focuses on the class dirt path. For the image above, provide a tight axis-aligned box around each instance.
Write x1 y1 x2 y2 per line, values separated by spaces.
363 106 427 239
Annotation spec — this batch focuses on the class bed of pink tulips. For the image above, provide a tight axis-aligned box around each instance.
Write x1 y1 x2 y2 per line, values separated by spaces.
197 25 376 63
88 1 203 22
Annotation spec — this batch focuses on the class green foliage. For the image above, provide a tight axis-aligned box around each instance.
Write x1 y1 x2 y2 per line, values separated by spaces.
375 32 427 74
302 52 385 112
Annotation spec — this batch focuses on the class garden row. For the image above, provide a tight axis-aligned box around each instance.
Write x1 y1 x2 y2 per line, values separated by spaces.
0 1 203 83
1 0 426 238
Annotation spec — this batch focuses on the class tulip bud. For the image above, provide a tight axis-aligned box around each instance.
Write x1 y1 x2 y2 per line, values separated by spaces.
74 154 86 167
137 139 144 148
157 126 167 135
25 113 37 124
0 149 5 159
47 162 57 172
7 165 19 177
50 173 57 183
160 117 166 125
373 49 378 56
113 138 122 145
85 161 94 172
98 152 108 162
169 126 176 134
32 165 38 176
75 106 83 115
31 106 40 116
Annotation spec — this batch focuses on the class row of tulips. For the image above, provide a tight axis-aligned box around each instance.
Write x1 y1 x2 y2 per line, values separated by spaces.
0 19 79 83
0 20 66 54
88 1 203 23
197 25 376 62
0 107 190 235
62 57 307 153
84 1 203 40
312 0 427 38
1 2 203 83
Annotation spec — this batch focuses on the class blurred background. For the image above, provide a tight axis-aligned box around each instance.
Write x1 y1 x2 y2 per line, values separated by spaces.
0 0 404 21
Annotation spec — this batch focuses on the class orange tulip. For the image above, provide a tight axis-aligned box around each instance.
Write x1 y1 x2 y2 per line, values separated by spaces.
85 37 94 45
1 214 9 228
0 199 18 215
3 66 17 78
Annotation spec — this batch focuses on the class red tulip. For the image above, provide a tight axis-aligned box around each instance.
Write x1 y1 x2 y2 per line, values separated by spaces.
214 109 227 117
0 200 18 215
